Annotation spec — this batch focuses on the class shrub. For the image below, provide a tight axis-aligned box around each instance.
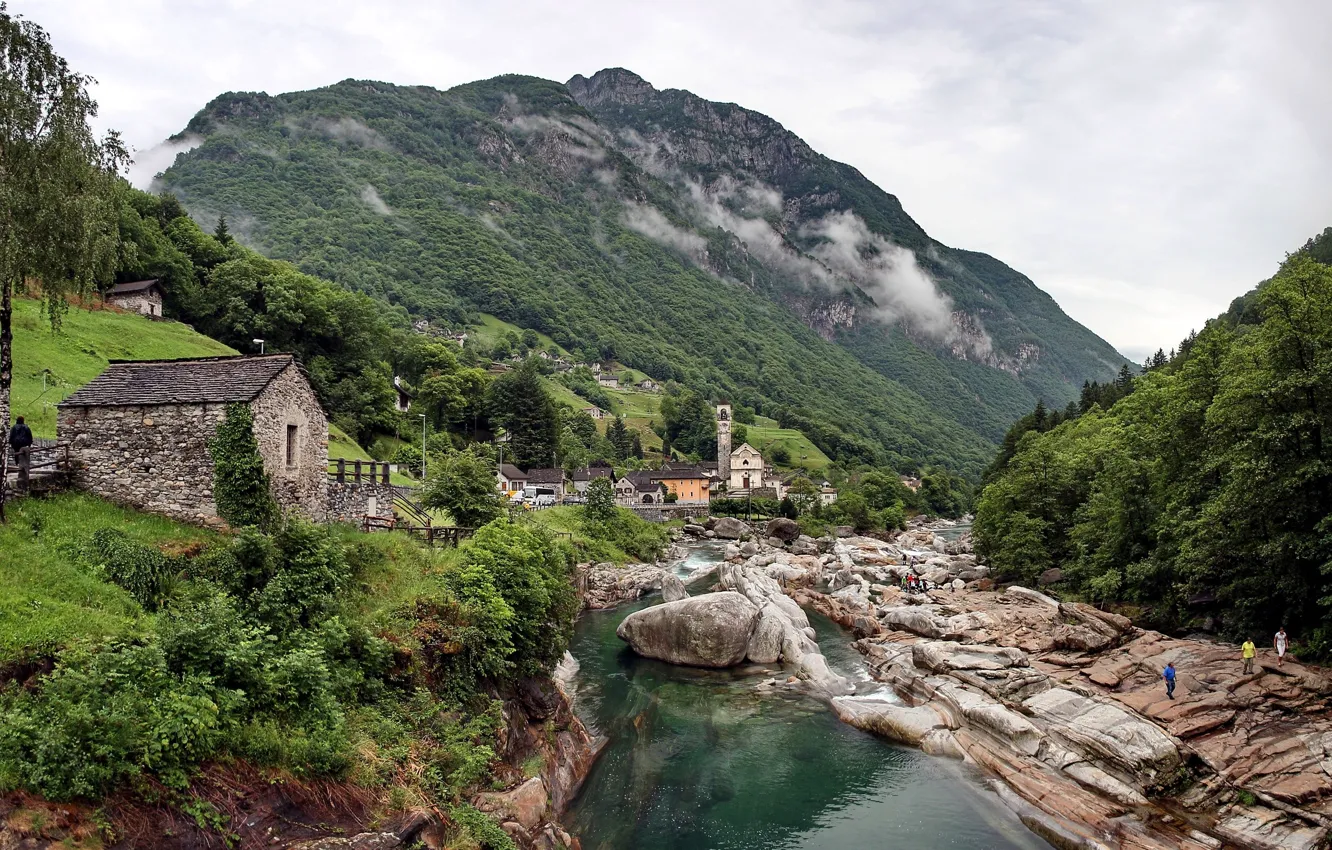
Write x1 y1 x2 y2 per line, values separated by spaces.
208 404 279 529
422 450 504 528
87 528 179 611
584 477 615 522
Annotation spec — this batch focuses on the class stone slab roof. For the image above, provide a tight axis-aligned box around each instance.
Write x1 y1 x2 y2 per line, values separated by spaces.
109 279 160 295
498 464 527 480
60 354 295 408
526 467 566 485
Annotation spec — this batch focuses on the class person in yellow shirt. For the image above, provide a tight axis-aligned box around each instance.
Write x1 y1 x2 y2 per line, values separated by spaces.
1241 638 1257 675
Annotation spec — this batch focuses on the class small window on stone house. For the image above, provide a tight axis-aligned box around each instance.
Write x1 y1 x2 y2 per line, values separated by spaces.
286 424 298 466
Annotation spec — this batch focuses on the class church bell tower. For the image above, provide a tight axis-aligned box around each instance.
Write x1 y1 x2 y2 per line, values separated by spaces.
716 402 732 486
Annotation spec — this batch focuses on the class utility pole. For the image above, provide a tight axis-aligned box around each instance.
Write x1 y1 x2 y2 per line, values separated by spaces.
419 414 427 481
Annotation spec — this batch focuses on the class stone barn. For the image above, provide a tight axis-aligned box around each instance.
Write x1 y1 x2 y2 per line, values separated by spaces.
106 279 165 317
58 354 329 524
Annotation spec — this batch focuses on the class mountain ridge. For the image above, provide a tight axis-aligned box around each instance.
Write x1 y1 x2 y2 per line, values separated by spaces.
155 68 1129 476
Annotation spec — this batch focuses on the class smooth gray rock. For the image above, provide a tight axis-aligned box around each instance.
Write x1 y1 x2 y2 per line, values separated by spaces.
712 516 749 539
616 591 758 667
1023 688 1181 782
746 602 787 664
765 517 800 543
659 572 688 603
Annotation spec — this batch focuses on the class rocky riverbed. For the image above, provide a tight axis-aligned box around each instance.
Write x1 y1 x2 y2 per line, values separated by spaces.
663 518 1332 850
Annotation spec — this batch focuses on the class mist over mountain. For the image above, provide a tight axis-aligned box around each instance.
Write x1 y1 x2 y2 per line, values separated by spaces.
158 68 1130 477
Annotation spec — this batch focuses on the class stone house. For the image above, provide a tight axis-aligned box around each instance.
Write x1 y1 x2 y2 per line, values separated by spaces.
392 376 413 413
570 462 614 494
106 279 165 317
58 354 329 524
900 475 922 492
616 471 665 505
582 405 605 420
820 484 838 506
597 374 619 389
525 467 567 495
637 379 659 392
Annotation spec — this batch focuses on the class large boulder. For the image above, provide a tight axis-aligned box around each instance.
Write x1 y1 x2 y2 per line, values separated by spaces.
616 591 758 667
1024 688 1181 783
746 602 788 664
659 572 688 603
879 606 948 639
765 517 801 544
581 563 667 609
831 696 951 745
712 517 750 540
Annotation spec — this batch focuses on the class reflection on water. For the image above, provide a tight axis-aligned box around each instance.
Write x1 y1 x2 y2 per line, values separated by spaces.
567 545 1049 850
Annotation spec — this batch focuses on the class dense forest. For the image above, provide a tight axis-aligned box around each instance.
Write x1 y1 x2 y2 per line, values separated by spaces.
975 231 1332 654
152 71 1129 478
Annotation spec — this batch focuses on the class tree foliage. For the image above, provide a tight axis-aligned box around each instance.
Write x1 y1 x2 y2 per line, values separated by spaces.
976 251 1332 650
422 449 504 528
0 5 126 430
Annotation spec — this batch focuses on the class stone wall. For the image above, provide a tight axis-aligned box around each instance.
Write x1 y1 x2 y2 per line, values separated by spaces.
249 364 329 520
108 291 163 317
327 480 397 525
60 402 227 523
61 363 331 525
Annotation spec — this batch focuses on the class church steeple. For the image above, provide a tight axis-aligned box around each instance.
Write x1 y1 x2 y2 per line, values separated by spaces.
716 402 732 486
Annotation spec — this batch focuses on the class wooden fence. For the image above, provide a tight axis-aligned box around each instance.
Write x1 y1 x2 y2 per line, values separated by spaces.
327 459 391 484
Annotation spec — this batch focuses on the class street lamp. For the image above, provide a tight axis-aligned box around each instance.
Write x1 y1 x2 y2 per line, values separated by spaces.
418 414 427 482
252 338 265 354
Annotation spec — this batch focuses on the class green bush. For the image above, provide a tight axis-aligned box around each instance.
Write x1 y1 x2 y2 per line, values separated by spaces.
208 404 279 529
88 528 179 611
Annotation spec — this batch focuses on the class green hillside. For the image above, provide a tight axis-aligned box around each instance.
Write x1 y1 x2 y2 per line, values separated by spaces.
155 72 1128 478
11 298 234 437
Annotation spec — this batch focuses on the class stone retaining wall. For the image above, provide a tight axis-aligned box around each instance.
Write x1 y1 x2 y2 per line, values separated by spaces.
327 480 397 525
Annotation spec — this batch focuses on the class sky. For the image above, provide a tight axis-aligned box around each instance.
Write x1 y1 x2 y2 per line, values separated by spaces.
23 0 1332 361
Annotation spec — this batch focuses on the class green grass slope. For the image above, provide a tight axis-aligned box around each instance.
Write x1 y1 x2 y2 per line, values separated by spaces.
11 298 234 437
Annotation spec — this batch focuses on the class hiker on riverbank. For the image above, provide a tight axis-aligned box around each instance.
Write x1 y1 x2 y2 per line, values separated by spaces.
1162 662 1176 700
7 416 33 492
1242 638 1257 675
1275 628 1288 667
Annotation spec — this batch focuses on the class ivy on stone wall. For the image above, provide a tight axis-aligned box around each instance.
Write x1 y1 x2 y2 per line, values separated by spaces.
208 403 278 529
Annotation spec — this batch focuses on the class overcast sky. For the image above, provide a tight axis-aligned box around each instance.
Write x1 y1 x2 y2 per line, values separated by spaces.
26 0 1332 360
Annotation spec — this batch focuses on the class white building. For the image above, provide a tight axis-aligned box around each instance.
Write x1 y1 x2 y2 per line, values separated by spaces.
728 442 767 492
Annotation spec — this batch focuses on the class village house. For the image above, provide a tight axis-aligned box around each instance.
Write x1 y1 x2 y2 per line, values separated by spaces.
582 405 605 421
497 463 528 496
570 462 614 494
651 463 710 505
616 470 666 505
106 279 165 317
900 475 922 492
525 467 567 495
597 373 619 389
392 376 413 413
637 379 659 392
58 354 344 524
820 483 839 506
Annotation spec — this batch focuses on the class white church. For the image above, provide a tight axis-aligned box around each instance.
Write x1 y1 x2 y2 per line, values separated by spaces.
716 402 775 495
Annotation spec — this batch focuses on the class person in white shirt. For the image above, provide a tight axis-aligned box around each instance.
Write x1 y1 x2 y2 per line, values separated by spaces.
1274 628 1288 667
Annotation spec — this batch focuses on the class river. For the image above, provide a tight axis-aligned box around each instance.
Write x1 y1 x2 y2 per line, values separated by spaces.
565 543 1051 849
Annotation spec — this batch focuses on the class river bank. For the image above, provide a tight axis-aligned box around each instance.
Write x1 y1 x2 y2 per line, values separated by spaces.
562 535 1053 849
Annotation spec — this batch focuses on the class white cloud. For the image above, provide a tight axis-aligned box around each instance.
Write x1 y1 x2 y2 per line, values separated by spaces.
126 134 202 190
35 0 1332 357
360 184 392 215
621 203 706 256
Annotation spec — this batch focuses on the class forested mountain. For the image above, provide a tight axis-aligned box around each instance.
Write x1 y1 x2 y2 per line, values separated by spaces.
155 68 1129 477
975 234 1332 652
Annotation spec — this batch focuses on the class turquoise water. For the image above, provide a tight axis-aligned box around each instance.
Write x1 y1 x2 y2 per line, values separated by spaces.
566 547 1050 850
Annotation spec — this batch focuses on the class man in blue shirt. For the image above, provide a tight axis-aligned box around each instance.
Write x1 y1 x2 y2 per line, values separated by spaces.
1162 662 1176 700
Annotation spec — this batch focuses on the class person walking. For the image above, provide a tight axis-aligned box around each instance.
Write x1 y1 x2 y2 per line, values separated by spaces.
1274 628 1288 668
1241 638 1257 675
1162 662 1176 700
7 416 33 493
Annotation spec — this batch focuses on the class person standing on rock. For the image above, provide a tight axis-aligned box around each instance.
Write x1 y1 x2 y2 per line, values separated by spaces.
1241 638 1257 675
1162 662 1176 700
1274 628 1288 667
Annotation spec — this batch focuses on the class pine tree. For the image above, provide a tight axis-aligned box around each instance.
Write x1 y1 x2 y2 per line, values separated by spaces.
629 431 643 459
607 416 630 460
1033 399 1048 431
214 215 232 245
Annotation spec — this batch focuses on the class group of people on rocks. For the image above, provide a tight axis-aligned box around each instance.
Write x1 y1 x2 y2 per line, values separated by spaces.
1162 627 1290 699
